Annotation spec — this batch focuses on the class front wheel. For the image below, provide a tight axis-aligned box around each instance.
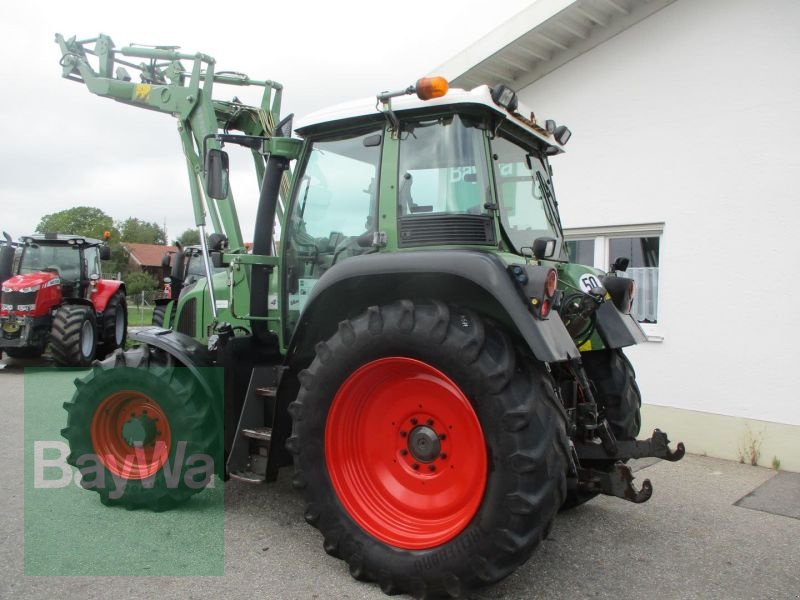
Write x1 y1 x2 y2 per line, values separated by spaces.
61 348 220 510
288 301 569 597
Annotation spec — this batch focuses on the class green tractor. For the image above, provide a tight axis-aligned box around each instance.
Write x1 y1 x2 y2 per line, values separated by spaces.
57 34 684 598
152 241 227 328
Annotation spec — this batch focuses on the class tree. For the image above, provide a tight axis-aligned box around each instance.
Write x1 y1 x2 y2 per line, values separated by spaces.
118 218 167 245
36 207 116 240
125 271 159 303
175 228 200 246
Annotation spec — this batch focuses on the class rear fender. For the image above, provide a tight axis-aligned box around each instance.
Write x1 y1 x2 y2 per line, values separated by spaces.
287 251 580 365
92 279 125 312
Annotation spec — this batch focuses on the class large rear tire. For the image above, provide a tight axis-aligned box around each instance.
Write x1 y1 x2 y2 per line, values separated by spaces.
97 292 127 359
61 348 220 510
288 301 569 598
50 305 97 367
562 348 642 510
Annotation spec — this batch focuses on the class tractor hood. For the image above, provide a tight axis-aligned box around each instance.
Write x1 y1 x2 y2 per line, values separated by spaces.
1 271 62 317
2 271 60 292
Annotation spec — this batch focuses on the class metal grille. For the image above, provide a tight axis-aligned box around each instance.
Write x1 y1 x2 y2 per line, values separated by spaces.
176 297 197 336
1 290 38 310
398 215 496 247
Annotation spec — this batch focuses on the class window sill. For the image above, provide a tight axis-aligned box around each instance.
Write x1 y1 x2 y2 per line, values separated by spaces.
640 323 663 343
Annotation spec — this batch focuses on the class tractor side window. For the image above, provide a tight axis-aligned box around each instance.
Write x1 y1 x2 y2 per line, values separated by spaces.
84 247 101 278
284 128 381 320
397 115 490 216
492 136 561 255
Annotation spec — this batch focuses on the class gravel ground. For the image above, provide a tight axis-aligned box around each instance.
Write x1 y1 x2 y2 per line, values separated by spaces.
2 356 798 599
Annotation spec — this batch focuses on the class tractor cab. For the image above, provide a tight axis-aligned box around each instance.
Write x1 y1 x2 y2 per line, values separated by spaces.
15 234 108 299
280 83 572 335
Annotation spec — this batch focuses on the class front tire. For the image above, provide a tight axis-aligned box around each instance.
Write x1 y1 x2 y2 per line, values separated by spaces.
61 348 220 510
288 301 569 597
51 305 97 367
152 303 167 327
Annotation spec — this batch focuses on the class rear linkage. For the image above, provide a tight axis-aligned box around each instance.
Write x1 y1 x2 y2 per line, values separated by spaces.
561 358 685 503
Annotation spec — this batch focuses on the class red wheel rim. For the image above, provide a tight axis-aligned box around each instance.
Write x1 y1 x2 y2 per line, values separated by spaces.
91 390 172 480
325 357 487 550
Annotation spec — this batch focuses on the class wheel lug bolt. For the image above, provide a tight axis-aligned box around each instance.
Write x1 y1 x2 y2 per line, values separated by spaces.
400 449 408 456
426 418 434 426
400 430 407 437
440 453 447 460
412 463 419 470
428 465 436 472
410 418 418 425
439 433 447 440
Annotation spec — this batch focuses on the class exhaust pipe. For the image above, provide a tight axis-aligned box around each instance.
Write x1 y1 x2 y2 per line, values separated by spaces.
0 232 14 284
250 156 290 345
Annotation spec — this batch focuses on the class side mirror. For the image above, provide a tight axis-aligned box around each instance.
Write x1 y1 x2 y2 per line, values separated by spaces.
99 245 111 261
204 149 230 200
611 256 630 272
211 251 223 269
532 237 556 260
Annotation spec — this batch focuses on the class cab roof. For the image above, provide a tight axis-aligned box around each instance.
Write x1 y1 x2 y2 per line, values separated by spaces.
296 84 565 153
21 233 104 246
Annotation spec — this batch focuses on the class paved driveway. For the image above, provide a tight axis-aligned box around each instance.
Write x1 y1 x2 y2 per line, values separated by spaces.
2 355 798 599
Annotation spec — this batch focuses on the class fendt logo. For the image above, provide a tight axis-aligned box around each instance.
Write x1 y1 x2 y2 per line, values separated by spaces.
34 440 215 500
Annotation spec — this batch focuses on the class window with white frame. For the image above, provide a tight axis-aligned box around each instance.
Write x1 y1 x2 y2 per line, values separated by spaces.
564 224 664 329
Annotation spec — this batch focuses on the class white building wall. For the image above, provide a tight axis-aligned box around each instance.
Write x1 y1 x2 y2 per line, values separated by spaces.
517 0 800 426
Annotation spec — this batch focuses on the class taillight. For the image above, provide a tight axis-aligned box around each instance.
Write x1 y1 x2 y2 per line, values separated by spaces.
544 269 558 297
540 298 552 318
508 264 559 320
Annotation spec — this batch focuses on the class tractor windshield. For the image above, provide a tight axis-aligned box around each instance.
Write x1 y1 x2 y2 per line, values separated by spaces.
19 244 81 280
491 136 563 256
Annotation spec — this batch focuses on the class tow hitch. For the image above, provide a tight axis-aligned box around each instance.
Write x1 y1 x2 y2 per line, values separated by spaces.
573 429 685 503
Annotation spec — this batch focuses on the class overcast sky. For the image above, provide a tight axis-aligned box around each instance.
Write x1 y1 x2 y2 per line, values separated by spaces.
1 1 534 243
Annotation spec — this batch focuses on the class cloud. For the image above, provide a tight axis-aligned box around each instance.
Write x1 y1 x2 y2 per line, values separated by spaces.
0 0 533 239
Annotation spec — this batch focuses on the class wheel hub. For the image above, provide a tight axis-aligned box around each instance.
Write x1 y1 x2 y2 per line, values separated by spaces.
407 425 441 463
121 414 158 447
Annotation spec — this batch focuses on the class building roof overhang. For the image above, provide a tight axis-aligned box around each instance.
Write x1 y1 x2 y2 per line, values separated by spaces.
432 0 676 90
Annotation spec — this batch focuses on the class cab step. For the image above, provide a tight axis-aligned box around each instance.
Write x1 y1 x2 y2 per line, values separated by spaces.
242 427 272 441
229 471 266 484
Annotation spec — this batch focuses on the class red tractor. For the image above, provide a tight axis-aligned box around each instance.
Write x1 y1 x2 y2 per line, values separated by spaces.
0 233 127 366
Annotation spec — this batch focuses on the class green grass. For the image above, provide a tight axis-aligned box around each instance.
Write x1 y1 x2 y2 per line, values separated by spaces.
127 304 154 326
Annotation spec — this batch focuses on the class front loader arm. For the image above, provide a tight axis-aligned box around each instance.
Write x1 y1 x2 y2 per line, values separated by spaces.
55 33 287 253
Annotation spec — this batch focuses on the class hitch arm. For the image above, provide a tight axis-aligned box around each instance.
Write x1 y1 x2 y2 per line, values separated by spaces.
575 428 685 462
575 463 654 504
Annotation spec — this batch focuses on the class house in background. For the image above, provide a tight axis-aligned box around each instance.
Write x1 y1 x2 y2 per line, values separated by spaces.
121 242 176 280
435 0 800 470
